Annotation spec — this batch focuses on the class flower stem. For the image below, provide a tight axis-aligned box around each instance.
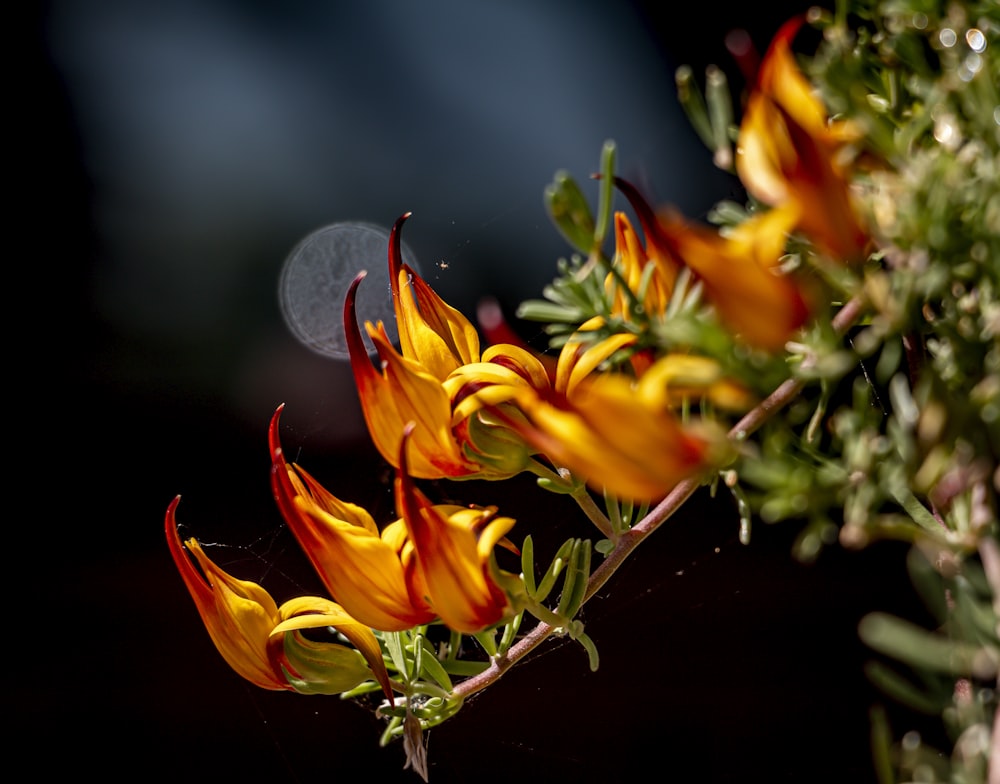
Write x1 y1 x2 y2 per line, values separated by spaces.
571 487 616 540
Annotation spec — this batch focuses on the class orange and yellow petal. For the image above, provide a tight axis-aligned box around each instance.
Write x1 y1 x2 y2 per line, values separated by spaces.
389 213 480 378
615 176 808 351
166 497 289 691
656 206 810 350
736 17 869 262
396 425 516 633
496 376 725 501
345 275 477 478
637 354 755 412
269 407 436 631
608 211 674 318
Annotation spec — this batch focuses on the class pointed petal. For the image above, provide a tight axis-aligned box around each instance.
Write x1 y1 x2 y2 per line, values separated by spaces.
556 332 638 396
165 499 288 690
657 206 810 350
389 213 480 378
735 17 869 262
609 211 675 316
345 276 475 478
270 407 436 631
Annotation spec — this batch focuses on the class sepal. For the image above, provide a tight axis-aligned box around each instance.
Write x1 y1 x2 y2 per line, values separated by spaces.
280 633 376 696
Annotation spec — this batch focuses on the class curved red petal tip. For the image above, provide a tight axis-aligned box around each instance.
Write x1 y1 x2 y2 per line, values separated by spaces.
612 176 663 247
165 495 182 549
756 15 807 87
164 495 183 545
388 213 412 298
773 14 806 48
343 272 373 363
268 403 304 530
396 423 418 484
724 28 759 84
477 297 523 348
165 494 212 601
268 405 285 460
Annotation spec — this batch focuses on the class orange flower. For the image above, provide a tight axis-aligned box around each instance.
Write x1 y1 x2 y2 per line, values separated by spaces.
270 406 436 632
449 322 740 500
396 424 519 634
271 406 521 634
616 177 809 351
736 16 868 262
166 496 392 699
388 213 480 379
345 215 539 480
606 211 677 320
492 370 728 502
656 205 810 351
345 272 480 479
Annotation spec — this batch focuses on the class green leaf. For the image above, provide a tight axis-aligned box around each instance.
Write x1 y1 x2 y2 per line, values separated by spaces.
521 534 537 596
384 631 412 682
545 171 596 255
576 632 601 672
863 661 946 715
594 139 616 248
534 538 575 602
415 636 454 692
675 65 715 151
858 612 998 679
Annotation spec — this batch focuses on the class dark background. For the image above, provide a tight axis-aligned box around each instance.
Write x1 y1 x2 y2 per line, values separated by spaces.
31 1 932 781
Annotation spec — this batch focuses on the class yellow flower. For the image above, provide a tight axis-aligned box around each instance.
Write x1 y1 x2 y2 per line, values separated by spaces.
396 424 519 634
736 16 869 263
450 326 738 500
165 496 392 699
270 406 437 632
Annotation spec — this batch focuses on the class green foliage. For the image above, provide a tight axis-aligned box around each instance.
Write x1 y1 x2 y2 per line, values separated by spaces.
204 2 999 779
529 0 999 779
379 1 1000 774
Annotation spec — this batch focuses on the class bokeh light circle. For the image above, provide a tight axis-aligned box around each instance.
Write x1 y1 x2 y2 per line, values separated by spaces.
278 222 420 359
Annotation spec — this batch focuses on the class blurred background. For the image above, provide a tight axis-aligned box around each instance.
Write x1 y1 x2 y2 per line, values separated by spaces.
33 0 932 780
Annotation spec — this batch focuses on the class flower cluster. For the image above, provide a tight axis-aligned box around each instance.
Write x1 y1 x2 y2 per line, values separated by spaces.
166 3 867 734
344 211 732 500
166 3 998 780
